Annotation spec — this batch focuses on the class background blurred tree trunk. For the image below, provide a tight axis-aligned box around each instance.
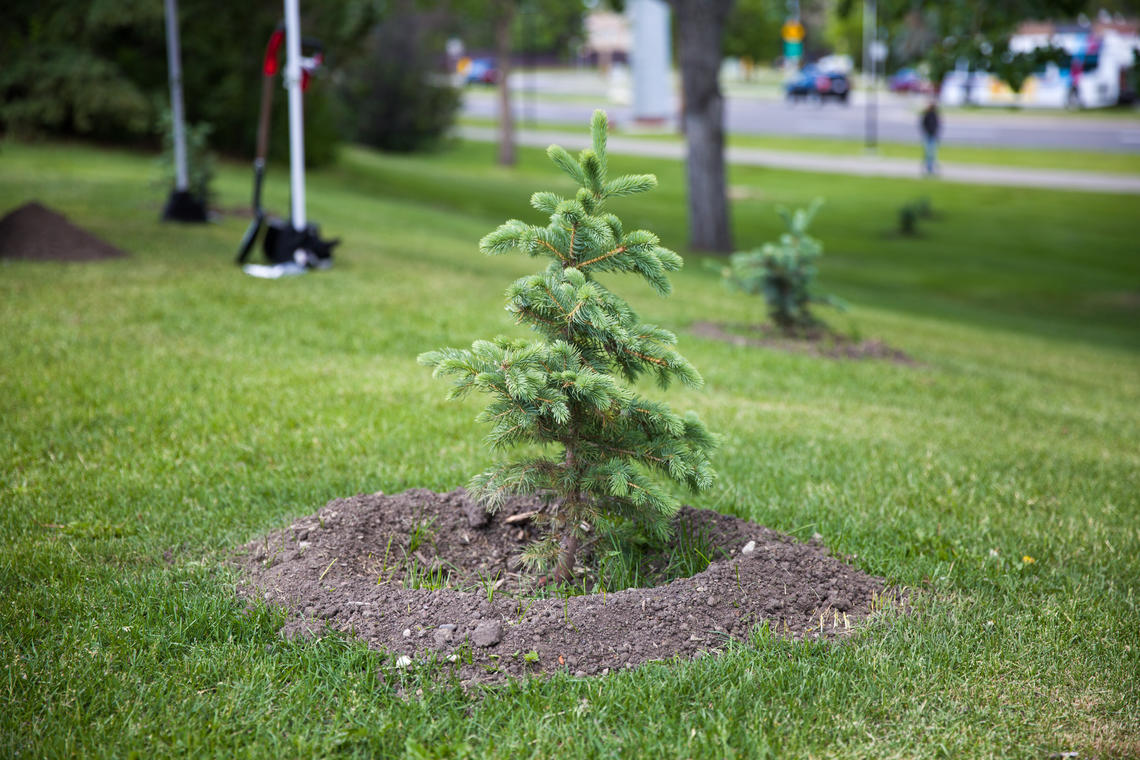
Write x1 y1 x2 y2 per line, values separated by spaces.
495 0 516 166
667 0 733 253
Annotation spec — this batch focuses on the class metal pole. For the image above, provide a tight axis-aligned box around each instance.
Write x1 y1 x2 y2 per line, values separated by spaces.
863 0 878 150
526 4 536 127
870 8 877 151
164 0 189 192
283 0 306 230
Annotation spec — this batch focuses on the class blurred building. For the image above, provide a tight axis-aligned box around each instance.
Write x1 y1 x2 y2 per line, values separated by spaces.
583 10 630 69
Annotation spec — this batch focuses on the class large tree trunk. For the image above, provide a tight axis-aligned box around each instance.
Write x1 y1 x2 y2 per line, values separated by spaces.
495 1 516 166
669 0 733 253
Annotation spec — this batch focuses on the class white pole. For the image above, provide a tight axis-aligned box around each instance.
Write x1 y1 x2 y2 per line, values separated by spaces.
629 0 672 125
862 0 878 149
164 0 189 192
283 0 306 230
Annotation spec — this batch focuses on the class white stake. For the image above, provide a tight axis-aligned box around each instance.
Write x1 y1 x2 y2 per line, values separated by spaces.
164 0 189 192
283 0 307 230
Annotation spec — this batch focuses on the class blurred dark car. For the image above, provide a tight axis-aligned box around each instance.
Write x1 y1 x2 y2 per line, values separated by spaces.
785 66 850 103
465 58 499 85
888 68 932 94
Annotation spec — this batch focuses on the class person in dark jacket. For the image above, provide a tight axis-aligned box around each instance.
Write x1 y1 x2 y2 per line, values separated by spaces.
920 101 941 175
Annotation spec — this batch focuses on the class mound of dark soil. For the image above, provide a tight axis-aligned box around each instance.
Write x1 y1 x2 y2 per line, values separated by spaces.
235 489 891 685
692 321 913 364
0 202 127 262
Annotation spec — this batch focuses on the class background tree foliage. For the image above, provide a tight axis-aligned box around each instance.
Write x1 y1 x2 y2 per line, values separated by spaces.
1 0 379 165
342 1 461 153
722 0 784 64
835 0 1092 75
0 0 161 142
510 0 587 61
440 0 587 167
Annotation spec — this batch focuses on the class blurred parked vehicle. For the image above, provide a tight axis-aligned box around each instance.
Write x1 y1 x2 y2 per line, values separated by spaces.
458 57 499 85
785 66 850 103
889 68 933 94
816 54 854 74
940 26 1140 108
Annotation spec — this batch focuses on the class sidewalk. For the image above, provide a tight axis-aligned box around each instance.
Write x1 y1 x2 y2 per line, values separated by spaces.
456 125 1140 195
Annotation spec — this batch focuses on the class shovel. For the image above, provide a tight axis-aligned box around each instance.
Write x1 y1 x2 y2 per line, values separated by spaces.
235 28 284 264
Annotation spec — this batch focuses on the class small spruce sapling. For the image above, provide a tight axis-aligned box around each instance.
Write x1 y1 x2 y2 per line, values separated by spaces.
156 109 215 205
898 203 919 236
420 110 717 584
898 196 933 236
721 199 842 333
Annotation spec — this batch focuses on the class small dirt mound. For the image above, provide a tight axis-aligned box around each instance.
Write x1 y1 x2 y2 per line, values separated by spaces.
0 202 127 262
234 489 893 686
692 321 913 364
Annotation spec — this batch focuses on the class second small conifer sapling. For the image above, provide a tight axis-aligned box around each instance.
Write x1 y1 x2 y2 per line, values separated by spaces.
420 110 717 584
721 199 843 333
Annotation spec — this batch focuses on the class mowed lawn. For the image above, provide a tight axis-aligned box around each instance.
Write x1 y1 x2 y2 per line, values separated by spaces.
1 138 1138 758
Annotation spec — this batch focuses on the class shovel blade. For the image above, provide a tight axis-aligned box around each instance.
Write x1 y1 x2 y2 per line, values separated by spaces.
235 211 265 264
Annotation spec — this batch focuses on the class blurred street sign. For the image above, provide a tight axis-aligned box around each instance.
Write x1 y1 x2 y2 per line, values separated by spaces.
446 38 464 59
870 40 887 62
782 20 805 42
784 40 803 59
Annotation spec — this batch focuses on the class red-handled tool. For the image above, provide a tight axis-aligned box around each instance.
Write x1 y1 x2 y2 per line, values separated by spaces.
236 22 336 270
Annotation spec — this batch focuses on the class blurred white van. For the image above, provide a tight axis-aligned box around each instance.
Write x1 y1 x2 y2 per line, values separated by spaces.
940 27 1139 109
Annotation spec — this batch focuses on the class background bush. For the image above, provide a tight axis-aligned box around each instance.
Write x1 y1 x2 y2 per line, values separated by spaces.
156 110 216 203
0 0 375 166
343 6 460 154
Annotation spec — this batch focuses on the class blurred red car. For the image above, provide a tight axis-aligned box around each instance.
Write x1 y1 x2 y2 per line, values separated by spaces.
888 68 933 94
464 58 499 85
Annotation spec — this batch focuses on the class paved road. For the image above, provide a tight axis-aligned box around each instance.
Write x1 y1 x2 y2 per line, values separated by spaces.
457 125 1140 195
464 85 1140 153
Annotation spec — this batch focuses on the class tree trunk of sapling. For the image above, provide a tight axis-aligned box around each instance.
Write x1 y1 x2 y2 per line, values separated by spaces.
553 530 579 585
495 0 516 167
553 435 581 585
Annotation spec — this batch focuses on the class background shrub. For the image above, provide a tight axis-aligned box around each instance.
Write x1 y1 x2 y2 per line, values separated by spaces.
156 110 216 204
343 7 460 154
0 0 375 166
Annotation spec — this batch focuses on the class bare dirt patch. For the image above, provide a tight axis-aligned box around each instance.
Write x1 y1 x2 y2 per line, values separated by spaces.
234 489 891 685
0 201 127 262
692 321 914 364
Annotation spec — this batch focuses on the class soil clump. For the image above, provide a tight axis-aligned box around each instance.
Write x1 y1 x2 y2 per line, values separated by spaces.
235 489 891 685
0 201 127 262
692 321 913 364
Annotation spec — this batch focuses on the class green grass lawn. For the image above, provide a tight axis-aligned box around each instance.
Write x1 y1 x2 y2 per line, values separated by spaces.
2 138 1138 758
459 116 1140 175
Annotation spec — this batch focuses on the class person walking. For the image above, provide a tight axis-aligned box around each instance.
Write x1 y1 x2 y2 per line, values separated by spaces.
920 101 941 176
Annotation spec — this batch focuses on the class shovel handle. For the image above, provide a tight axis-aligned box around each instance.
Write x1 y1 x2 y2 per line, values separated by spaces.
255 73 274 163
263 28 285 76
